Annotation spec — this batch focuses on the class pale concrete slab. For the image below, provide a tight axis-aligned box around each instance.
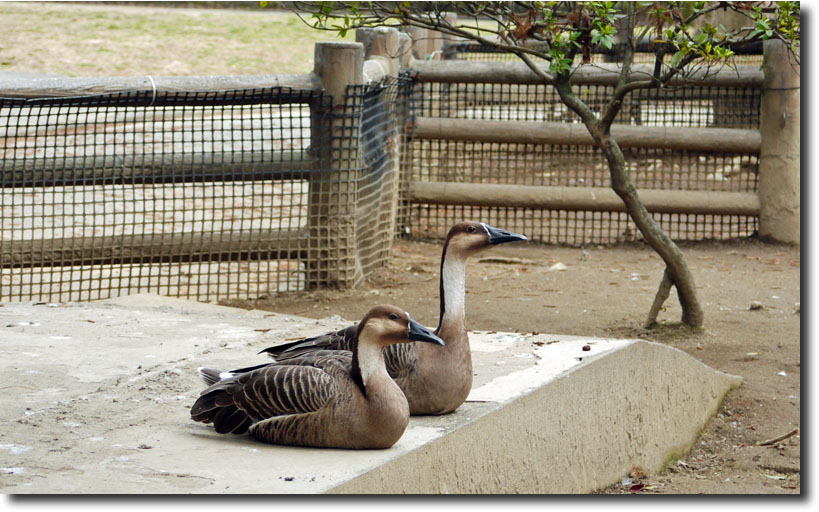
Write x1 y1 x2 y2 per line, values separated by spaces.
0 294 740 493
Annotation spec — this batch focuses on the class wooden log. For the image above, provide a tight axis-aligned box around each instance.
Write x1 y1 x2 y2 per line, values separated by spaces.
358 27 401 80
758 39 800 244
0 229 306 268
1 150 314 187
411 60 765 88
408 181 760 216
414 117 761 153
0 74 321 99
308 42 365 288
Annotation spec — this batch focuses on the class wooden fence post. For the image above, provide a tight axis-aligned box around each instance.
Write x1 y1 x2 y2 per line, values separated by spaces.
759 40 800 244
308 42 365 288
355 27 402 275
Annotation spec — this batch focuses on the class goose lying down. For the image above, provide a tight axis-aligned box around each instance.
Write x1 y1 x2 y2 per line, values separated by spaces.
262 221 528 415
191 305 444 449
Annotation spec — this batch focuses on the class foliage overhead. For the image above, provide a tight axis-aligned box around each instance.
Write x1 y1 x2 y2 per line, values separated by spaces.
287 1 800 77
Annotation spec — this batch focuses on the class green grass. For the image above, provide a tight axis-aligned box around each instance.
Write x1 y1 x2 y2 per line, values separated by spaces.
0 2 353 77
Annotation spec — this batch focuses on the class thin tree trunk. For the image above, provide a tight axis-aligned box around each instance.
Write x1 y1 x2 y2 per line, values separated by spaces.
645 268 673 328
552 76 704 328
599 131 704 328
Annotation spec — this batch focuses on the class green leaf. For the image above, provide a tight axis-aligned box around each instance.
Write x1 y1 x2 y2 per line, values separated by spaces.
591 28 601 44
670 49 686 68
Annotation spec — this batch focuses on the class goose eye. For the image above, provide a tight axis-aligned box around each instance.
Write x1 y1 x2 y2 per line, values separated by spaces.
388 313 399 321
467 226 476 233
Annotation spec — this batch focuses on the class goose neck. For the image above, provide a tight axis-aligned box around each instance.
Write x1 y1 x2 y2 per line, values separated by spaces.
439 254 467 334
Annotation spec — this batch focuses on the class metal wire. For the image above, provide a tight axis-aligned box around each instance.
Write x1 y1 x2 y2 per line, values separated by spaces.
1 80 407 303
403 44 762 245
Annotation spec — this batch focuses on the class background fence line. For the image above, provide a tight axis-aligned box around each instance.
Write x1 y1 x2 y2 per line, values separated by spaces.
0 24 798 303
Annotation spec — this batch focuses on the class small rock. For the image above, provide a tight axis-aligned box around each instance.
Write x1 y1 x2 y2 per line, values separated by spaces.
548 262 568 272
137 444 152 450
749 301 764 310
794 302 800 314
582 345 591 351
284 476 294 482
778 371 787 377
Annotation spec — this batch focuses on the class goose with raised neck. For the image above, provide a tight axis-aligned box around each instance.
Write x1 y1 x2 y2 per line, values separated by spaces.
190 305 444 449
260 221 527 415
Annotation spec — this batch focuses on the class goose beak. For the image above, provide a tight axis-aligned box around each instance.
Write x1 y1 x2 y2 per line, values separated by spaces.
407 316 445 346
483 223 528 245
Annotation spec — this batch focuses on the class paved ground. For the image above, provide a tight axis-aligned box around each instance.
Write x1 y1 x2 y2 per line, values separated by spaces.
1 294 737 493
229 237 801 494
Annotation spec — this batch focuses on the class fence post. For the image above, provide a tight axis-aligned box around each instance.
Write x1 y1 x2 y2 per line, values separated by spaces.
407 17 451 61
308 42 365 288
759 40 800 244
355 27 402 275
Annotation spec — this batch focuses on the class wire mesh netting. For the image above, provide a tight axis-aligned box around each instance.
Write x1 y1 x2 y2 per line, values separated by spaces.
1 77 408 303
401 48 761 244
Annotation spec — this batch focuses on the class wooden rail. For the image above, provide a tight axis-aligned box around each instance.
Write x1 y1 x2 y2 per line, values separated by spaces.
0 74 321 99
414 117 761 153
411 60 765 88
0 229 306 268
1 150 314 187
409 182 760 217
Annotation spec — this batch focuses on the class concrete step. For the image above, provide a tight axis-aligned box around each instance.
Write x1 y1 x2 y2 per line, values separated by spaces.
0 294 740 493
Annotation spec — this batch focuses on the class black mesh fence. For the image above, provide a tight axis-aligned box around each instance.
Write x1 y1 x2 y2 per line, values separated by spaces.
401 46 762 244
1 77 409 302
418 81 761 129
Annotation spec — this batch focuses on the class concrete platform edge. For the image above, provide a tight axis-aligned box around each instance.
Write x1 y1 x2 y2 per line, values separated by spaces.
330 341 742 493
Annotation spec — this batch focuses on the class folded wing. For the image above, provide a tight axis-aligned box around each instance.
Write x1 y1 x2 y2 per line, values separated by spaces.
191 363 340 434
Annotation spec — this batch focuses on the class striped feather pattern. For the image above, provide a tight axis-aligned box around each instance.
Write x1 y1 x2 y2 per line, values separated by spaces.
190 358 345 435
383 342 419 379
260 325 356 359
262 325 419 381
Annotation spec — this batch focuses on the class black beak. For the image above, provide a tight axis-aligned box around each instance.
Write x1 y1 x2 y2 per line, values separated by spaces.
407 316 445 346
483 223 528 245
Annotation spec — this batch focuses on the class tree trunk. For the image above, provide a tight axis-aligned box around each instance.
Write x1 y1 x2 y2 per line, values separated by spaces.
552 75 704 329
599 131 704 328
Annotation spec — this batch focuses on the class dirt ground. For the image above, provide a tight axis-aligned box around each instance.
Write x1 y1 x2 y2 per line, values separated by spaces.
222 236 801 494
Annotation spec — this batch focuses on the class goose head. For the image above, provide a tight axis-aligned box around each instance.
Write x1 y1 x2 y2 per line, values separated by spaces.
356 305 445 348
353 305 444 391
444 221 528 258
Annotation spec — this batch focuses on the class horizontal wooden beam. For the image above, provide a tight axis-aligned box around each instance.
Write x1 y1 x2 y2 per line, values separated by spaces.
414 117 761 153
408 181 760 216
411 60 764 88
0 73 321 100
1 229 307 268
1 151 315 187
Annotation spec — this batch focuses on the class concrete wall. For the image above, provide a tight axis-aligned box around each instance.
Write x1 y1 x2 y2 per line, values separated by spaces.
332 341 741 494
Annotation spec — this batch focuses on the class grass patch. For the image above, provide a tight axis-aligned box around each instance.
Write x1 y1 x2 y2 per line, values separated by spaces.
0 2 352 77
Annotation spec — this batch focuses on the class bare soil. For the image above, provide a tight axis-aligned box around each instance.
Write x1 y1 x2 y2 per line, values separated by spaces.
222 237 801 494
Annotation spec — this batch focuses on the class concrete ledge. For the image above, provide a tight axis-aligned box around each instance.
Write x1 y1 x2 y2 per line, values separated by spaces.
0 295 740 493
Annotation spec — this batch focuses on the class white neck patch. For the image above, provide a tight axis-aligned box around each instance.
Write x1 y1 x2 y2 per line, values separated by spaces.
441 257 466 324
357 327 387 386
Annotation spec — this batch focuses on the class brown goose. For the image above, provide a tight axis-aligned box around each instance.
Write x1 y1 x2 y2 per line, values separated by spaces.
190 305 444 449
261 221 527 415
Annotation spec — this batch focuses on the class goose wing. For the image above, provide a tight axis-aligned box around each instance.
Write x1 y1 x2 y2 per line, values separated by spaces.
383 342 418 379
259 324 357 361
190 362 341 434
